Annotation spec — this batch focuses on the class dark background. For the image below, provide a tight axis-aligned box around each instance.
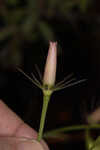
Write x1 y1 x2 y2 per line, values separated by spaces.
0 0 100 149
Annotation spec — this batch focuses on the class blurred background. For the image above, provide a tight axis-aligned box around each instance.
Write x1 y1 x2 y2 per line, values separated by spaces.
0 0 100 149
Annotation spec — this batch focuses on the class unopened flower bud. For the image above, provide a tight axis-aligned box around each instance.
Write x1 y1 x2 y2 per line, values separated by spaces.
43 42 57 86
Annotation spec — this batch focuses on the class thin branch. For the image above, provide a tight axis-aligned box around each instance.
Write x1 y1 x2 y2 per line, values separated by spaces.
43 124 100 138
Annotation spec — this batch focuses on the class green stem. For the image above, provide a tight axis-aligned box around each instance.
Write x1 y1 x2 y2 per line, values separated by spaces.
43 124 100 138
37 93 51 141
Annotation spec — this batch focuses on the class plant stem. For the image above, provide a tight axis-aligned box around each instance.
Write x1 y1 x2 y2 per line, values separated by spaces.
37 93 51 141
43 124 100 138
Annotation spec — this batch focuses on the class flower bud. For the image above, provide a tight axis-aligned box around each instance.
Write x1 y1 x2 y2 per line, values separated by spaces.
43 42 57 86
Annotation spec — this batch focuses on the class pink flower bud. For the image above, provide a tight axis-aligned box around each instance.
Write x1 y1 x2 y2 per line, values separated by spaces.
43 42 57 86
